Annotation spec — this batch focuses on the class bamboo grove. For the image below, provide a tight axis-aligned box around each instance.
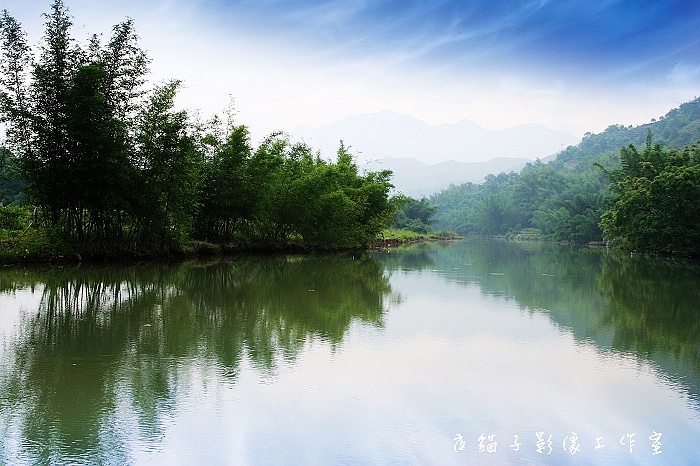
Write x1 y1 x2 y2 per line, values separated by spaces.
0 1 395 253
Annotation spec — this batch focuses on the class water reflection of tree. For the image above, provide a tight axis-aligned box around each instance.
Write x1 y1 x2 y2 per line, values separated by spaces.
4 265 162 465
0 253 391 464
418 240 700 396
430 241 700 372
179 254 389 370
597 254 700 373
372 243 437 271
423 240 609 335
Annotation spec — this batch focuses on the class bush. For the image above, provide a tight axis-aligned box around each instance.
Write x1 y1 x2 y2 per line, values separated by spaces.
181 240 222 256
0 205 32 231
0 227 52 262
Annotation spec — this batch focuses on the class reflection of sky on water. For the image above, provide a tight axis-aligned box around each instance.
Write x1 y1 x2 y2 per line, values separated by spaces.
108 264 700 464
0 289 42 336
1 246 699 465
372 269 700 464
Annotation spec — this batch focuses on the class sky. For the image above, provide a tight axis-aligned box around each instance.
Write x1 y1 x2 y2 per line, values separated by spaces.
3 0 700 150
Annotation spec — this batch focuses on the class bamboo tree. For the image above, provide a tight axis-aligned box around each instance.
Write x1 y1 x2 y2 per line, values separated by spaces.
134 81 200 251
0 10 33 160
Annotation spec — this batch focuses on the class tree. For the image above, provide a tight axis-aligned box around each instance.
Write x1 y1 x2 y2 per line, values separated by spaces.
231 138 394 249
647 165 700 253
471 194 513 235
332 142 394 246
1 2 397 254
391 197 438 233
1 1 150 244
0 10 33 161
63 64 129 241
196 122 254 242
242 131 295 246
599 141 700 255
133 81 201 250
19 0 77 224
0 148 22 204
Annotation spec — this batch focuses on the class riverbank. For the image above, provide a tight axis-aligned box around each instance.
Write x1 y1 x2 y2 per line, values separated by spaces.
0 225 460 265
0 235 313 265
372 228 460 248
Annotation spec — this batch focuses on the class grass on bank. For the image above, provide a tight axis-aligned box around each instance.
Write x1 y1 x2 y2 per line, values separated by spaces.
0 205 462 263
379 228 459 243
0 205 53 262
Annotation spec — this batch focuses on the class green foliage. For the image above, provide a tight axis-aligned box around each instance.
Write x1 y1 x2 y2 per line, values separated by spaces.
0 148 23 204
0 2 396 257
195 122 253 242
219 137 394 249
381 228 425 241
555 98 700 172
431 97 700 246
391 197 438 233
133 81 200 249
0 205 54 261
0 227 53 262
1 1 150 244
0 10 33 157
600 141 700 255
432 163 607 243
0 204 31 230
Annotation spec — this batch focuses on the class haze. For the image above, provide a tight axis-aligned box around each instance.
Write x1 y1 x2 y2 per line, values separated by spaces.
3 0 699 162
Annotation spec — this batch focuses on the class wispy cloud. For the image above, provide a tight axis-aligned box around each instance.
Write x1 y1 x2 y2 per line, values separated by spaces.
208 0 700 82
669 62 700 86
4 0 699 142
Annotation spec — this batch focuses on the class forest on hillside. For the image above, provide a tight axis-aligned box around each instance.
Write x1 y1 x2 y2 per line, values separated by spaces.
431 98 700 255
0 1 395 257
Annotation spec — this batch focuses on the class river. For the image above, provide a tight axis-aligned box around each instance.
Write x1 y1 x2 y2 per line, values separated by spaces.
1 240 699 464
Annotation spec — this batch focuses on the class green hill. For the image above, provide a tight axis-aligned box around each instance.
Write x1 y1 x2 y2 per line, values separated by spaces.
431 97 700 247
554 97 700 171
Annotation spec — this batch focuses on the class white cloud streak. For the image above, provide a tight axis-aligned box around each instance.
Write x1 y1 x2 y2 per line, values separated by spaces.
3 0 700 150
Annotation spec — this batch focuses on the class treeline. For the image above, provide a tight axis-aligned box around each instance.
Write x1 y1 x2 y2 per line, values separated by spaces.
431 97 700 255
0 1 394 253
554 97 700 172
431 159 608 243
599 137 700 255
389 196 438 234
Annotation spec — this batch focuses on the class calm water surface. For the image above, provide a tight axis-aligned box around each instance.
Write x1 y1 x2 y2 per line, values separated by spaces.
1 240 699 465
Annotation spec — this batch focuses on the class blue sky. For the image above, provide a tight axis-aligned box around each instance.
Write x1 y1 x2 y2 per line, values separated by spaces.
4 0 700 148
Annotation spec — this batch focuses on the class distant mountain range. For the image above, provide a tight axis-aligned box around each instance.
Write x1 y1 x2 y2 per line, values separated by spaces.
293 110 579 165
361 156 532 197
291 110 579 197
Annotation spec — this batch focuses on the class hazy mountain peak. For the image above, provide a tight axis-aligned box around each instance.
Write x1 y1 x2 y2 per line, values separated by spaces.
292 111 578 164
362 156 531 198
446 119 486 130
